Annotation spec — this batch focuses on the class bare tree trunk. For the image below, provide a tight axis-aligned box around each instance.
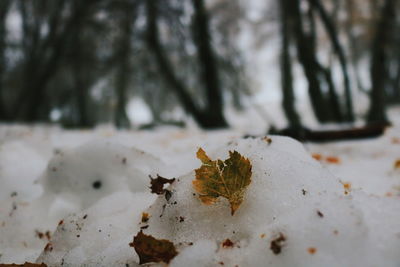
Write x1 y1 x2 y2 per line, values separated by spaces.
391 52 400 103
114 1 136 129
367 0 396 123
320 65 344 122
72 48 91 127
15 0 95 122
0 0 11 121
288 0 335 123
71 0 92 128
309 0 354 122
344 0 367 94
191 0 227 128
145 0 201 120
145 0 227 129
279 0 301 129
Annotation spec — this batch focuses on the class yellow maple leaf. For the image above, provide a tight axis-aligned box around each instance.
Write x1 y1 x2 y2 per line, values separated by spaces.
193 148 252 215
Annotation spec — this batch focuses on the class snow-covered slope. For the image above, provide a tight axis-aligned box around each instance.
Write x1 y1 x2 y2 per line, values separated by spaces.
0 112 399 266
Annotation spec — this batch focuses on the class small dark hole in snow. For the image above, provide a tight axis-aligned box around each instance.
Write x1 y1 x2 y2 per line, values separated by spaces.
165 190 172 201
92 180 102 189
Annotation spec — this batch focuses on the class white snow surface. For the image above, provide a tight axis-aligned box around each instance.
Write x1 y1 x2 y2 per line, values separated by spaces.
0 110 400 266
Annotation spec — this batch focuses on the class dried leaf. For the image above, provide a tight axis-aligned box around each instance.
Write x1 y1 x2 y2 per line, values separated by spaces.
262 136 272 144
193 148 252 215
394 159 400 169
342 182 351 195
307 247 317 254
342 182 351 190
325 156 340 164
141 212 150 223
130 231 178 265
270 233 286 255
311 153 322 161
221 239 234 248
149 175 175 195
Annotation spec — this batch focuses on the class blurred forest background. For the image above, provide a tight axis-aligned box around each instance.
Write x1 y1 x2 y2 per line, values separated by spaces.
0 0 399 132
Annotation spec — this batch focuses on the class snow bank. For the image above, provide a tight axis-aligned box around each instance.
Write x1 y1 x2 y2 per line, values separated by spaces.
0 124 399 266
135 137 400 267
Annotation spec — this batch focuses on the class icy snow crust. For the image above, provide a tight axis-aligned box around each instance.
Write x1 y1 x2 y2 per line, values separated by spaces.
0 126 399 266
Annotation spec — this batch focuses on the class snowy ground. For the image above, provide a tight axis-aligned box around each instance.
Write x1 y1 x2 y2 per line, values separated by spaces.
0 107 399 266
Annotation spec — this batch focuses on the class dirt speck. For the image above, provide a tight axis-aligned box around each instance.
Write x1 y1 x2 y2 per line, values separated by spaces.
308 247 317 254
270 233 286 255
317 210 324 218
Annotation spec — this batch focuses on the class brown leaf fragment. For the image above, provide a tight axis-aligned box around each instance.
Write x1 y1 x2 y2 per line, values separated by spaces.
141 213 150 223
222 239 234 248
35 230 51 240
307 247 317 254
44 242 53 252
394 159 400 169
130 231 178 264
325 156 340 164
311 153 322 161
193 148 252 215
262 136 272 144
36 230 44 239
392 137 400 144
342 182 351 195
270 233 286 255
0 263 47 267
149 175 175 195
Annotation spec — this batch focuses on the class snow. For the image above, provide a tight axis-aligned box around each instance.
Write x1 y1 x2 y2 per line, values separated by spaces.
0 108 400 266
